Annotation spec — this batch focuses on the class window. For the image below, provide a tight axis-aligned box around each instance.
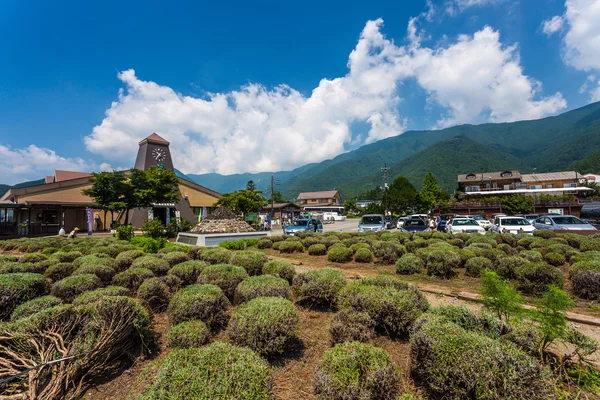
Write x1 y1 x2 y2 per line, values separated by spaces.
465 185 480 192
529 185 542 190
546 184 553 188
563 183 577 188
500 171 513 178
516 184 527 189
466 174 477 181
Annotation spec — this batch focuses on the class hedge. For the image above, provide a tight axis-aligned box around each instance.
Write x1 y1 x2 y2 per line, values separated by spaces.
329 309 375 344
112 267 155 291
233 275 292 304
262 260 296 283
10 295 62 321
313 341 398 400
135 343 271 400
396 254 424 275
167 284 230 326
131 256 170 276
227 296 299 356
292 268 346 307
257 239 273 249
410 315 552 399
327 245 353 263
167 320 211 349
308 244 327 256
230 251 268 276
72 285 130 305
337 279 428 336
197 264 248 299
51 273 102 303
168 260 207 286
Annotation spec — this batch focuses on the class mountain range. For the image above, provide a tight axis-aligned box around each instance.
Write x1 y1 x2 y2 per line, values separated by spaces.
189 101 600 200
3 101 600 201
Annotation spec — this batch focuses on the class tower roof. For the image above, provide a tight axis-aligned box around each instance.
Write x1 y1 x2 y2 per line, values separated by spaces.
140 133 169 145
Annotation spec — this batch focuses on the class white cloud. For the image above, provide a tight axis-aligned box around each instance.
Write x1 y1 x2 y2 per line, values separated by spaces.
542 15 565 35
445 0 504 15
84 18 565 176
0 145 89 185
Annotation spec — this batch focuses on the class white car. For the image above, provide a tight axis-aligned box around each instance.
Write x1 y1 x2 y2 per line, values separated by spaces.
491 216 536 235
448 218 486 234
470 215 492 230
396 217 408 229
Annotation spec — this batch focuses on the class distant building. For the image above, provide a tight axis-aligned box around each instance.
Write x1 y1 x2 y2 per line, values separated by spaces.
259 202 303 221
296 190 343 213
356 200 381 208
442 169 594 218
0 133 220 238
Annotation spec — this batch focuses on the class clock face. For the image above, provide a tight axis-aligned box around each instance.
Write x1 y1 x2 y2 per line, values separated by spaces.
152 148 167 162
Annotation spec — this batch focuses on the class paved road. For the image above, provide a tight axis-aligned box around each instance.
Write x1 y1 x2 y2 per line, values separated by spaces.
322 218 360 233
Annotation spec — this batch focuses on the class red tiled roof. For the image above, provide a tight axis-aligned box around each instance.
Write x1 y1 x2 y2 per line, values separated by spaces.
144 133 169 144
45 176 54 184
297 190 339 200
53 170 92 182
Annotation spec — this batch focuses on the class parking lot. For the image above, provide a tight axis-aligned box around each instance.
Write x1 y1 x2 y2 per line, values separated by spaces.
322 218 360 233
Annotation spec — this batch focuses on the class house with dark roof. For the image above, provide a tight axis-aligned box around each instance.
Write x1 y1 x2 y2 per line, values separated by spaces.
0 133 220 237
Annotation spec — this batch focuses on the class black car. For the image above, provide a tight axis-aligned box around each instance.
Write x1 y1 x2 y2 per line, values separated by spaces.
402 218 429 233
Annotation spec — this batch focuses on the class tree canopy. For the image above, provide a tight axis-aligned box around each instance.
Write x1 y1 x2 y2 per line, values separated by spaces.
388 176 420 215
215 189 267 217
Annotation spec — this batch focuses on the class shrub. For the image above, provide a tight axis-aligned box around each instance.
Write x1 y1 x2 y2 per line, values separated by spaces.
168 260 207 286
230 251 268 276
116 224 135 241
135 343 271 399
158 244 190 254
272 241 282 251
19 253 48 264
292 268 346 307
130 235 166 253
159 252 190 267
44 262 76 282
167 320 211 348
200 247 232 265
72 285 130 305
186 246 204 260
218 238 260 250
197 264 248 299
10 295 62 321
580 238 600 252
279 241 304 253
533 230 556 239
410 316 553 400
350 243 371 253
257 239 273 249
137 277 175 312
493 255 526 279
262 260 296 283
544 252 566 266
515 262 563 295
329 309 375 344
423 305 509 339
74 263 116 284
51 273 102 303
308 243 327 256
327 245 353 263
395 254 424 275
73 254 112 267
319 236 341 249
425 249 461 279
354 248 374 263
112 267 154 291
465 257 492 277
0 254 18 263
313 341 399 400
373 241 406 265
520 250 544 262
561 233 587 249
227 297 299 356
130 256 170 276
114 249 145 271
337 279 428 336
302 237 320 249
49 251 83 263
167 284 229 326
571 271 600 300
234 275 292 304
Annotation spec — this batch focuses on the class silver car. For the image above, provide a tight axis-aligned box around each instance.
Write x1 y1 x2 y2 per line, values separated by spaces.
358 214 385 232
533 215 598 231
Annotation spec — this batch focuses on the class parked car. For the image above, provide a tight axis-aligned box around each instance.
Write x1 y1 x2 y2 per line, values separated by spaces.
491 216 536 235
385 216 393 229
401 218 429 233
519 214 540 222
283 218 323 235
358 214 386 232
469 214 492 230
448 218 486 234
396 217 409 229
533 215 598 231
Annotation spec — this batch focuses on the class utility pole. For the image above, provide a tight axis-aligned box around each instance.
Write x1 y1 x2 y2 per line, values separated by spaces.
270 175 275 219
381 163 390 216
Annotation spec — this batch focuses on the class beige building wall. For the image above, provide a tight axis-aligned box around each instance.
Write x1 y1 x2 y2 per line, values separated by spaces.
178 181 220 207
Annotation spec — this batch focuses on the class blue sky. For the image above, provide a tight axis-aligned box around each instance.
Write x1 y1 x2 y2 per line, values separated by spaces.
1 0 599 184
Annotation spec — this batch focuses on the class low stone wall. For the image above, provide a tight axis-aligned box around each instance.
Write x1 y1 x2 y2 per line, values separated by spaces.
176 231 269 246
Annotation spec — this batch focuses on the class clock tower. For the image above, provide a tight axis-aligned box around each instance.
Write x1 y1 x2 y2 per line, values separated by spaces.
134 133 175 171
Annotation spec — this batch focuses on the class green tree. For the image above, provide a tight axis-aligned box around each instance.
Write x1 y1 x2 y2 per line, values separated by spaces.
532 286 576 360
358 187 384 201
420 172 441 212
215 190 267 218
501 194 533 215
271 191 287 203
246 180 257 192
82 170 129 228
343 198 360 214
388 176 419 215
479 270 522 322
